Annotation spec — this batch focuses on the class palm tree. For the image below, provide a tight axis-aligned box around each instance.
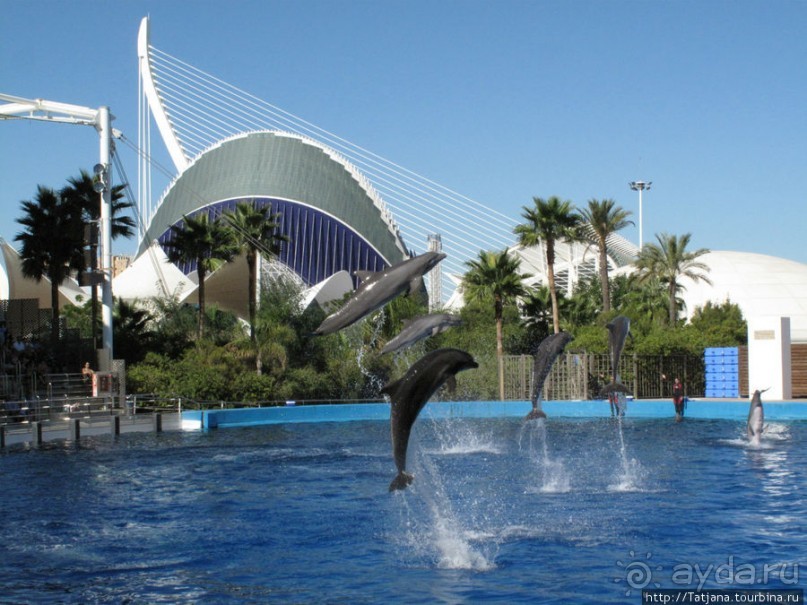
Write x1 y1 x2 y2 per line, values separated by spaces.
576 199 633 313
222 200 287 342
15 185 82 345
162 212 237 339
463 249 530 400
62 170 136 349
633 232 712 324
514 196 581 334
623 276 673 327
61 170 136 242
519 285 555 339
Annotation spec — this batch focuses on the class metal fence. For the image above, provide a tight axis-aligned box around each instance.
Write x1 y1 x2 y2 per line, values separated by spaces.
0 353 709 425
0 370 125 426
502 353 705 401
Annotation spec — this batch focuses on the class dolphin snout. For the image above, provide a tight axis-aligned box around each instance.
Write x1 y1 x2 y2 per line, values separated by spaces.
426 252 447 269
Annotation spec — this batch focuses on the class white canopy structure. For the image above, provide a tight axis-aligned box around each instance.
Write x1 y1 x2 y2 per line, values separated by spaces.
112 241 193 303
0 239 85 309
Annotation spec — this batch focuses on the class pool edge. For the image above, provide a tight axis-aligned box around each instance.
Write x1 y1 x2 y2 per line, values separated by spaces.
181 399 807 430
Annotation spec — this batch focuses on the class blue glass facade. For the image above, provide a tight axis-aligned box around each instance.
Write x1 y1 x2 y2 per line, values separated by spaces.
158 197 391 288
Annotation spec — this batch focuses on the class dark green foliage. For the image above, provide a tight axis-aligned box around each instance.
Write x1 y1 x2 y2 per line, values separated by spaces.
113 299 156 365
126 352 174 395
61 296 93 339
565 324 609 353
686 300 747 346
149 297 200 358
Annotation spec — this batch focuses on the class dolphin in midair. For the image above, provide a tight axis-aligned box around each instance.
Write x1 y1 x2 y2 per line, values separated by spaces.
747 388 767 445
379 313 462 355
381 348 478 491
599 315 633 397
526 331 573 420
313 252 446 336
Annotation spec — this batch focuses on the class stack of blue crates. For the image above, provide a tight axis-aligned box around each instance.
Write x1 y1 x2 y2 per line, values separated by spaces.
704 347 739 397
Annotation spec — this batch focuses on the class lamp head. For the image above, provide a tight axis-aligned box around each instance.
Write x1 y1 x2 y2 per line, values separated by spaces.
93 163 108 192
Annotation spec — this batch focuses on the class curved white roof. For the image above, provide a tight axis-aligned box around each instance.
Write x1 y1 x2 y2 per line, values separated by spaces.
678 251 807 342
0 238 85 308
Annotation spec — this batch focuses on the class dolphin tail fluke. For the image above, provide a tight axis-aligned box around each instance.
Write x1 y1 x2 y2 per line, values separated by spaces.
525 408 547 421
599 381 631 397
389 471 414 492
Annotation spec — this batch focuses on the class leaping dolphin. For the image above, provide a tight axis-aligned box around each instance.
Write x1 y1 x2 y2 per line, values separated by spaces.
747 388 768 445
526 331 573 420
313 252 446 336
379 313 462 355
600 315 633 397
381 348 478 491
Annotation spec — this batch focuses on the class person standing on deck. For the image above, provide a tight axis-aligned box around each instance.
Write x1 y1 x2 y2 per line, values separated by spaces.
673 377 686 421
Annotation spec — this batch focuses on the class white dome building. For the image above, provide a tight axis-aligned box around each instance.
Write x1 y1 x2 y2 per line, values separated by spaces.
678 251 807 343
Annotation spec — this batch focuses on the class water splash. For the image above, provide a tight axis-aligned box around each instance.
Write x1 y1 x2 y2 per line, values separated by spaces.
354 310 387 393
427 419 501 456
394 449 496 571
609 415 645 492
721 423 789 449
518 418 571 493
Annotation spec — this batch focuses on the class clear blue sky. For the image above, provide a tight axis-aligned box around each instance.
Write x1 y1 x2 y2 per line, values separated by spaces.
2 0 806 263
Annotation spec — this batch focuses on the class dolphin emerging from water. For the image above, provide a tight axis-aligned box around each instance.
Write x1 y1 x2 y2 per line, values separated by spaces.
747 388 768 445
600 315 633 397
313 252 446 336
381 348 478 491
526 331 573 420
379 313 462 355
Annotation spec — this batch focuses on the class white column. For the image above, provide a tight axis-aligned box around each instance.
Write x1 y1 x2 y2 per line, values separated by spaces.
748 316 792 400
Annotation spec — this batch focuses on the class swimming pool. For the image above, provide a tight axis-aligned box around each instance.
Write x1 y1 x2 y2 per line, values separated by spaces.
1 416 804 603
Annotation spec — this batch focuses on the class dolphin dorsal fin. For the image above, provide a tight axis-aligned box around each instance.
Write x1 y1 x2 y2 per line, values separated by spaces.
408 276 423 295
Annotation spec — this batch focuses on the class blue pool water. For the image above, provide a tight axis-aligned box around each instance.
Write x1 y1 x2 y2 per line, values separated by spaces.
1 416 805 603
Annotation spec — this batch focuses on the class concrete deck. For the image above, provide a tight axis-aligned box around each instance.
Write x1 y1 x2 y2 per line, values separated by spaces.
0 412 182 449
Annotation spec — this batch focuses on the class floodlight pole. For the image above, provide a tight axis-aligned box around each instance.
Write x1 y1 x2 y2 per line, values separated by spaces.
97 106 114 370
629 180 652 250
0 93 117 370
